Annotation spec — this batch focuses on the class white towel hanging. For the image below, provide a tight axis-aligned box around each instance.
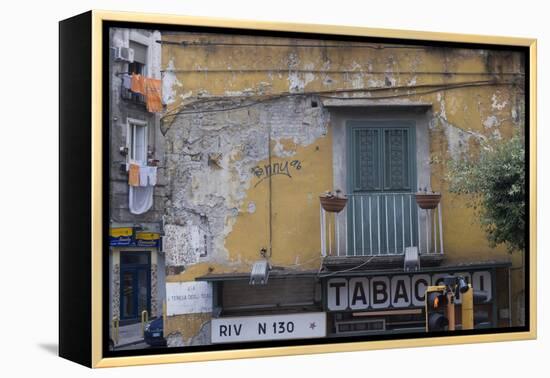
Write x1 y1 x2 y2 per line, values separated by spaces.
129 185 153 214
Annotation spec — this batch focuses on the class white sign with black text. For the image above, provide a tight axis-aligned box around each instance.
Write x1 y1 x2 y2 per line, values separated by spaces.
211 312 326 343
166 281 213 315
327 271 492 311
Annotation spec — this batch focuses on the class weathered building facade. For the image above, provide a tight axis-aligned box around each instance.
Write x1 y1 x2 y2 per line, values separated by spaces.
157 32 525 345
108 27 166 331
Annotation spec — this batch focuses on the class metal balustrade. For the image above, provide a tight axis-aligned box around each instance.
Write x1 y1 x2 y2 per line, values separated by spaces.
320 192 444 257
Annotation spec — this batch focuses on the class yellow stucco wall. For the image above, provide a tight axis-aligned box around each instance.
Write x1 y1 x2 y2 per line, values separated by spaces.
224 135 332 269
159 32 526 333
162 33 523 264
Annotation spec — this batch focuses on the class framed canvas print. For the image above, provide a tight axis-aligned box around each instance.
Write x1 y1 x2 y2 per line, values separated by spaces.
59 10 537 368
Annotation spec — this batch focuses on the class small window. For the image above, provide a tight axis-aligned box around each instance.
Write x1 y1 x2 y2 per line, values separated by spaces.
129 41 148 67
120 252 149 265
126 41 148 104
126 61 146 103
127 119 148 165
128 61 145 75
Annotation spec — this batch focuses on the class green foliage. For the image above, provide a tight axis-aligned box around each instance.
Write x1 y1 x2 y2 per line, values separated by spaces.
447 136 525 253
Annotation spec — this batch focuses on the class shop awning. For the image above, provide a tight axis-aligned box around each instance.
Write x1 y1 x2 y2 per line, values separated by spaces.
319 259 512 279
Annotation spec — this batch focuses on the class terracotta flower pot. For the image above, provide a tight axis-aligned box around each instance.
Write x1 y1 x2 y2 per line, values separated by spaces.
320 196 348 213
415 193 441 210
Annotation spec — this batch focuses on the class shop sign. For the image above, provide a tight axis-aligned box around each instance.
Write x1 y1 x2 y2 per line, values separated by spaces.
326 271 492 311
211 312 326 343
109 230 161 248
110 227 133 237
166 282 213 315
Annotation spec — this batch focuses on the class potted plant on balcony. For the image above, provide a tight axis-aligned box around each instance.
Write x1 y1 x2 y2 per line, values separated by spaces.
415 187 441 209
319 189 348 213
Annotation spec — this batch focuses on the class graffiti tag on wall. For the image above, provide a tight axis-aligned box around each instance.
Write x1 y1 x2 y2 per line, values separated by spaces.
251 160 302 187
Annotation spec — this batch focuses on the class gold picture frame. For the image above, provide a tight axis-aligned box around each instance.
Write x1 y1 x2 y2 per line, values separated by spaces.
59 10 537 368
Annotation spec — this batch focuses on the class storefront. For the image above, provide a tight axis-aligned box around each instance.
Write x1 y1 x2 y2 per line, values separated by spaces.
178 261 512 344
320 262 512 336
194 271 325 344
109 227 165 325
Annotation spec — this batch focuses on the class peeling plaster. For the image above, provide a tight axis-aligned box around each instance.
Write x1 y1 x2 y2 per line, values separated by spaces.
323 75 336 86
437 93 447 120
180 90 193 100
483 115 499 129
367 77 385 89
163 97 329 268
349 61 364 89
435 92 489 160
247 201 256 214
162 59 183 105
164 224 206 267
273 139 296 158
442 120 471 160
166 332 185 347
491 93 508 111
288 64 315 93
384 75 397 87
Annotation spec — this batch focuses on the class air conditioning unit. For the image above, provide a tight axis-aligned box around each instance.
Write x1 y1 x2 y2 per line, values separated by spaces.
113 47 134 63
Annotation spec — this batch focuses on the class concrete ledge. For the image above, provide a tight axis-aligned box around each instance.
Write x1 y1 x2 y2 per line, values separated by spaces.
322 254 444 271
321 98 433 109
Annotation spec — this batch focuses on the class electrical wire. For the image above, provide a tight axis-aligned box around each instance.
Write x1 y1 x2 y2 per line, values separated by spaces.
160 78 521 121
283 255 325 268
161 79 498 119
157 40 428 49
160 79 519 121
161 68 524 76
318 81 520 101
268 119 273 258
317 256 376 278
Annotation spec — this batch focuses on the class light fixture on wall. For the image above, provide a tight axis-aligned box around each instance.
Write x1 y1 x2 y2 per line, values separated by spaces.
250 256 270 286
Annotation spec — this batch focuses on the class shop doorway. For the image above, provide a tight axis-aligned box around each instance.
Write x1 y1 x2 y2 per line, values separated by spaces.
120 251 151 324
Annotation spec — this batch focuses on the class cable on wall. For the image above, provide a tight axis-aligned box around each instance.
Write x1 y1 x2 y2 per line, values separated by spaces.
160 80 520 132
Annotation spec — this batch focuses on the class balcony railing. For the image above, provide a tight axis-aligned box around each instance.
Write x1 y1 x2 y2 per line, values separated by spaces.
320 192 444 257
120 74 147 106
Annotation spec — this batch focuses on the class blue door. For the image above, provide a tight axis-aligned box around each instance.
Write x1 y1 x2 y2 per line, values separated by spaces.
347 121 418 255
120 252 151 323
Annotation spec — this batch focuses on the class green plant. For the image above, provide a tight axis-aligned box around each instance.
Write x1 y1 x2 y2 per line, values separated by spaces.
447 135 525 253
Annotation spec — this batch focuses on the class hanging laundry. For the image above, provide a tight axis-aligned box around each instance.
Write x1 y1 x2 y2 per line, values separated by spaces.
131 73 145 94
146 166 158 186
139 165 149 187
129 185 153 214
144 78 163 113
135 166 157 186
128 163 140 186
130 74 162 113
121 73 132 90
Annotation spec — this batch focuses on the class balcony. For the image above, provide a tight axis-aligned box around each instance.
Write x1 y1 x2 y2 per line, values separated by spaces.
121 85 147 106
320 192 444 265
119 73 147 107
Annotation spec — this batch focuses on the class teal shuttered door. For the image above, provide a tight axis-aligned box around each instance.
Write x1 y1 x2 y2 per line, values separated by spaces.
347 121 418 255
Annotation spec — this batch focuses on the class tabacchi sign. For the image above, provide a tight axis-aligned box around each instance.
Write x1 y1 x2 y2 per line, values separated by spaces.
326 271 492 311
211 313 326 343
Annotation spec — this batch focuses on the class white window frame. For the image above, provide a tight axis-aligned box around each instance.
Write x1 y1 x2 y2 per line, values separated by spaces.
126 118 148 168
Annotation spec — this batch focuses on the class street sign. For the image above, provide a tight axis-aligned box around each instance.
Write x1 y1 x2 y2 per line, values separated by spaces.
211 312 326 343
166 282 213 315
